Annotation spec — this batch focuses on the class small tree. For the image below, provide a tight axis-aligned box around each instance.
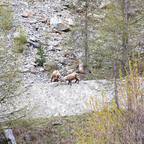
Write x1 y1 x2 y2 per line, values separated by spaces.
35 45 46 66
67 0 98 71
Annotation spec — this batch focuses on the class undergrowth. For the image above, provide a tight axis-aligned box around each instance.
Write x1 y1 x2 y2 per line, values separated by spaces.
0 4 14 31
13 27 27 53
75 54 144 144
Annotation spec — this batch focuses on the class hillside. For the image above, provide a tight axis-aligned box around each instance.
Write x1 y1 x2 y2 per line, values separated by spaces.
0 0 144 143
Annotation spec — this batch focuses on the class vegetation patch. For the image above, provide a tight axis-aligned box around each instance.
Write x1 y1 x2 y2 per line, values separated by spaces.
75 56 144 144
35 45 46 66
13 27 27 53
0 4 14 31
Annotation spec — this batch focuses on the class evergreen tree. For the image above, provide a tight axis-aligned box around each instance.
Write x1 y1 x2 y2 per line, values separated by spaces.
68 0 98 71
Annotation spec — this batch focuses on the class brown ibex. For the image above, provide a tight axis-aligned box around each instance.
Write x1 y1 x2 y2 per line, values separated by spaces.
61 72 80 86
51 70 61 82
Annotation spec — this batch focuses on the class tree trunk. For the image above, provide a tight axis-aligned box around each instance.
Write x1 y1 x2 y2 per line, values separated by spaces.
124 0 129 74
114 60 119 109
84 0 88 68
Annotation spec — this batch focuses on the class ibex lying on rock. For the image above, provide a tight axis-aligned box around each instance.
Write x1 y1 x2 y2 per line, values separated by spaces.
51 70 61 82
61 72 80 86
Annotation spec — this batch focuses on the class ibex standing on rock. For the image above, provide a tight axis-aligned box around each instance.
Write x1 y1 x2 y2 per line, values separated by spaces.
61 72 80 86
51 70 61 82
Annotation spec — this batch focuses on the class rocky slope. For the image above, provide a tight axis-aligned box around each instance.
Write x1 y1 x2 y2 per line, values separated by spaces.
0 0 116 121
0 80 114 122
5 0 77 85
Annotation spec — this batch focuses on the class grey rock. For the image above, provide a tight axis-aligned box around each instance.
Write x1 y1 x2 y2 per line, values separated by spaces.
40 18 47 23
25 64 35 69
83 81 88 84
52 120 63 126
72 0 79 7
35 24 39 31
50 16 61 26
24 133 31 142
59 57 66 65
56 47 62 51
66 118 71 123
48 45 55 51
22 9 33 18
30 62 37 66
27 40 40 48
29 36 37 42
30 19 37 24
50 16 71 32
57 23 70 32
53 6 61 12
65 18 74 26
3 126 16 144
21 68 29 73
39 67 45 72
48 41 59 47
24 81 34 88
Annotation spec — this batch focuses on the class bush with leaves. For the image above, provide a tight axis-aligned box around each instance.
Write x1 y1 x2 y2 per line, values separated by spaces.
75 56 144 144
35 45 46 66
13 27 27 53
0 4 14 31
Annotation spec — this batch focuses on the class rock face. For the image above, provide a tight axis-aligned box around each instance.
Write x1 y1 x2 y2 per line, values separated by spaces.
0 80 114 121
5 0 76 79
0 0 114 121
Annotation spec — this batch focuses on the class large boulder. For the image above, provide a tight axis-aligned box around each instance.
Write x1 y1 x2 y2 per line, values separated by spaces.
50 16 74 32
3 126 17 144
0 80 115 121
21 9 33 18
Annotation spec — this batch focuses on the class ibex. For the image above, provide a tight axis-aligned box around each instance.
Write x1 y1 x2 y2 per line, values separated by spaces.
61 72 80 86
51 70 61 82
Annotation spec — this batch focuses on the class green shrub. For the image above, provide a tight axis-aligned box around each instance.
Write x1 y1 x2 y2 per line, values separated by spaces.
14 28 27 45
35 45 46 66
13 27 27 53
13 44 27 53
0 4 14 31
35 58 46 66
75 55 144 144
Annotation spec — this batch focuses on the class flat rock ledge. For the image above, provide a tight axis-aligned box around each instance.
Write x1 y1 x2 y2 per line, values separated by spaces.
0 80 114 122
